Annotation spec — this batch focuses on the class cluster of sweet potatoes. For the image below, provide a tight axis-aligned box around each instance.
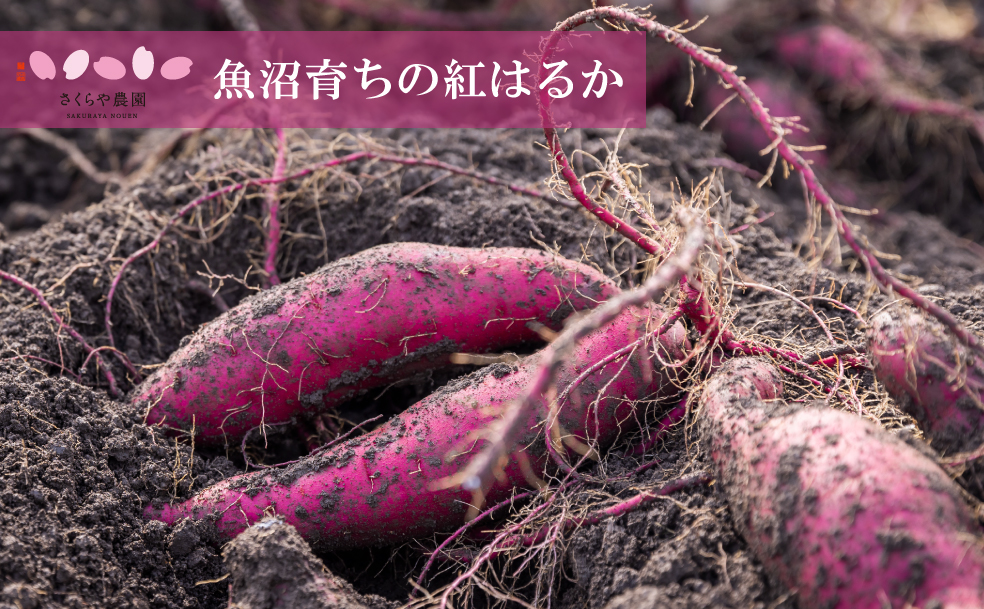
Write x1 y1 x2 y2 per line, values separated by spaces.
142 242 690 544
139 235 984 608
150 300 688 549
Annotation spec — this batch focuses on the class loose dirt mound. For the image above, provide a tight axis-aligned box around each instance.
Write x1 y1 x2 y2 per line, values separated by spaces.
223 518 393 609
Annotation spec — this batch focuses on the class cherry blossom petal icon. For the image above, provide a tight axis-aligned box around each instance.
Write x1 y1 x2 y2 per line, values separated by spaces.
29 51 56 80
132 47 154 80
161 57 193 80
94 56 126 80
63 50 89 80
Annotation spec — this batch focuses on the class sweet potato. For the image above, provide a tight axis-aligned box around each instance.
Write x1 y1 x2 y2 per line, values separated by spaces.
146 303 688 550
132 243 619 446
869 309 984 456
775 25 887 95
703 75 828 169
700 358 984 608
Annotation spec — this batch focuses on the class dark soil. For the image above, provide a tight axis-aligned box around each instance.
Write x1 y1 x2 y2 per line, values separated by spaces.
1 105 982 609
562 436 783 609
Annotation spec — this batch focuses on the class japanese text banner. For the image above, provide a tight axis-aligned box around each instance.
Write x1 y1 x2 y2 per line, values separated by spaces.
3 31 645 128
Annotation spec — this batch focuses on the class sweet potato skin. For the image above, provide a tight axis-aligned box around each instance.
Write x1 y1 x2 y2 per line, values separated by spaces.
869 309 984 456
133 243 619 446
700 358 984 609
147 304 688 550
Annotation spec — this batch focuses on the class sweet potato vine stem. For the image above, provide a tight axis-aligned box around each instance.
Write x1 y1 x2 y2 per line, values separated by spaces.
0 270 121 397
457 216 705 495
541 127 664 257
546 6 983 357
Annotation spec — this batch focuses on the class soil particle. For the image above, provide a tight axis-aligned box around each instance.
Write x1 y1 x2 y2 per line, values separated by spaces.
169 520 202 558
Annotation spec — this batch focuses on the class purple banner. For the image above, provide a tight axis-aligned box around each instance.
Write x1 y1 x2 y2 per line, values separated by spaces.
3 31 645 128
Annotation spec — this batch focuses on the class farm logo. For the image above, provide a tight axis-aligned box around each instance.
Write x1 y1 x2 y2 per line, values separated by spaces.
26 48 193 81
18 46 194 119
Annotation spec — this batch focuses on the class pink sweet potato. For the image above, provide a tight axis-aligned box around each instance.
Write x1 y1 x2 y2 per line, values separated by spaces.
869 309 984 456
146 304 688 550
775 25 887 95
703 75 828 169
132 243 619 446
700 358 984 608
